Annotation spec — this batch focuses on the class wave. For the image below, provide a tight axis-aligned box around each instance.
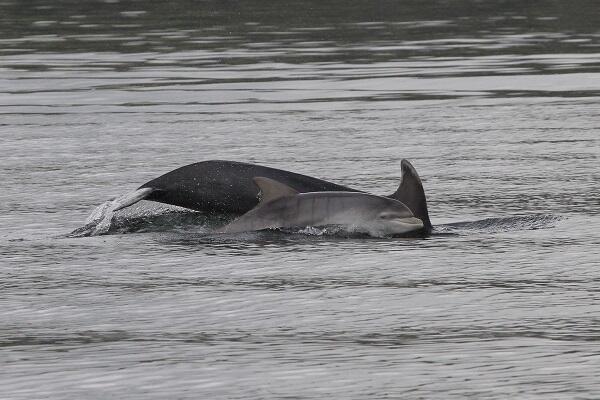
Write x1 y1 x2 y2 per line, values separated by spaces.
67 198 561 239
434 214 562 235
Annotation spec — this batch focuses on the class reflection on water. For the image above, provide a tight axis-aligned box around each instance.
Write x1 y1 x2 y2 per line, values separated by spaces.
1 0 598 59
1 0 600 399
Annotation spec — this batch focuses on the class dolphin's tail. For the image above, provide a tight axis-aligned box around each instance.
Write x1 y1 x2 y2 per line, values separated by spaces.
388 159 432 233
112 187 155 211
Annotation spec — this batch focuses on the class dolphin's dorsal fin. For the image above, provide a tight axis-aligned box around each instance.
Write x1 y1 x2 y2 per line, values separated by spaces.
389 159 432 233
253 177 298 203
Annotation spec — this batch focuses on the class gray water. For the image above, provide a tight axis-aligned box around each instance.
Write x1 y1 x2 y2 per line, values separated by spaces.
2 0 600 398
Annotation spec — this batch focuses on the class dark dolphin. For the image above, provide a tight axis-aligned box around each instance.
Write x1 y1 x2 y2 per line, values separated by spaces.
113 159 432 234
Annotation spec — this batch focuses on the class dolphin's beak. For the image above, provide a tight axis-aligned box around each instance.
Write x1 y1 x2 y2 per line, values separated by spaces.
388 216 425 237
403 217 424 228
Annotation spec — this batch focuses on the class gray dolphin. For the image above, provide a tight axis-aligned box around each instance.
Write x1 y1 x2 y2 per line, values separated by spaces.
111 159 432 234
219 177 424 237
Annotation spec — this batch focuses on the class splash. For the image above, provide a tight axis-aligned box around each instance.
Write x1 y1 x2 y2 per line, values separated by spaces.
67 193 233 238
68 197 122 237
87 199 117 236
72 188 157 236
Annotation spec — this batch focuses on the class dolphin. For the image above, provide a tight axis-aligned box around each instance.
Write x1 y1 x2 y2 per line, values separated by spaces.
112 159 432 234
219 177 424 237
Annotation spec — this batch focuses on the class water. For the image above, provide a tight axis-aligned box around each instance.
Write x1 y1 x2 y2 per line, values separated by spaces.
2 0 600 398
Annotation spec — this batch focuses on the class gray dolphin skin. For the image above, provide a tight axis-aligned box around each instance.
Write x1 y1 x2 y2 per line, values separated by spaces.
113 159 432 234
219 177 424 237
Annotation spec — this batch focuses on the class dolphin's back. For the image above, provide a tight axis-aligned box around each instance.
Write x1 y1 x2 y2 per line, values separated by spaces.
141 160 357 214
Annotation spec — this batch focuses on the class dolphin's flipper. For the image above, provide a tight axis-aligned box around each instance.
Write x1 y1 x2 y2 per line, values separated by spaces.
389 159 432 233
112 187 155 211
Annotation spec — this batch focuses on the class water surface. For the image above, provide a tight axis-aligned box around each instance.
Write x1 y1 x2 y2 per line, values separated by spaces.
1 0 600 398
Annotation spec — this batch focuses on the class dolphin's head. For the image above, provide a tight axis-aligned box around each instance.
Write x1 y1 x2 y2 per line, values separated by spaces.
367 198 424 236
